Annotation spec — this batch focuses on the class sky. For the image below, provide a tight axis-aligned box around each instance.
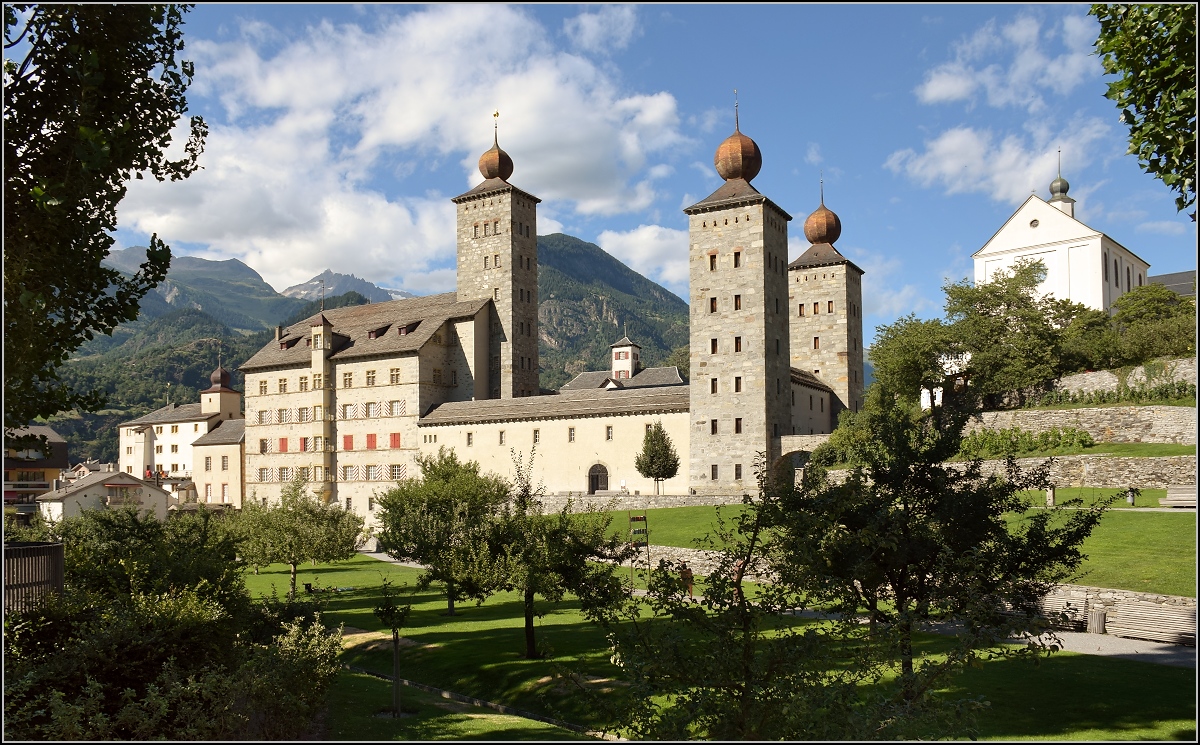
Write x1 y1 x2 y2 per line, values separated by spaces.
109 3 1196 340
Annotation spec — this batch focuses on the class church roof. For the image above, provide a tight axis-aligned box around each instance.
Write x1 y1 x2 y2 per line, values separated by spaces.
559 366 685 391
192 418 245 446
789 243 863 274
972 194 1150 266
239 293 491 372
121 402 214 427
419 385 690 426
1148 270 1196 297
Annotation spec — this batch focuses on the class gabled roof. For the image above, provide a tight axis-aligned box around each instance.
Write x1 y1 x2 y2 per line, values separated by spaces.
683 178 792 219
450 178 541 204
121 403 214 428
789 243 864 275
192 418 245 446
790 368 833 393
36 470 167 502
558 366 685 391
420 385 690 427
239 293 491 372
973 194 1150 266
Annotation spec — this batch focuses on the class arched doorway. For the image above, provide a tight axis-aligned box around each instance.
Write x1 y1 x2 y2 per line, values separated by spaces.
588 464 609 495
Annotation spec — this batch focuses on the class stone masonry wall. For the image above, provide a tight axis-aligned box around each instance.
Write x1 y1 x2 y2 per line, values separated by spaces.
1055 357 1196 395
541 490 744 514
970 405 1196 445
826 455 1197 489
1049 583 1196 611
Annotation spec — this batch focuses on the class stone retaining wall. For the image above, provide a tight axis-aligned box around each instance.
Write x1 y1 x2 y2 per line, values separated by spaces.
1055 357 1196 395
826 455 1196 489
971 406 1196 445
1049 583 1196 611
541 491 744 513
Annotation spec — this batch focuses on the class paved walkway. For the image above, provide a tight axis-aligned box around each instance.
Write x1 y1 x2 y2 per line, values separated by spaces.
359 551 1195 668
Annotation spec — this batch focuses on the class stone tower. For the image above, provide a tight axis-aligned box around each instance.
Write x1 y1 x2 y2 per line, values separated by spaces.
452 120 541 399
788 192 864 421
683 114 792 494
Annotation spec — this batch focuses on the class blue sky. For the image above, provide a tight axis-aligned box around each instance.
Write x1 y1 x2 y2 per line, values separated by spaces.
111 4 1196 340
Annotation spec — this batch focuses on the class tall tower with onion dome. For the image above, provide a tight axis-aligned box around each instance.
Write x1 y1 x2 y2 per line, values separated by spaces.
683 99 793 494
788 183 865 418
452 113 541 399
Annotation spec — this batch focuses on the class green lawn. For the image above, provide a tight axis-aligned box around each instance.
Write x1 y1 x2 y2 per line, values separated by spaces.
245 555 1196 741
1016 398 1196 411
1016 487 1169 508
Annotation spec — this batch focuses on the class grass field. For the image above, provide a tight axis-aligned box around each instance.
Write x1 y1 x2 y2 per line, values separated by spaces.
244 555 1196 741
606 502 1197 597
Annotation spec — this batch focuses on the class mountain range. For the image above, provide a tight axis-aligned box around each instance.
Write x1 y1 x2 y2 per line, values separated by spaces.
60 235 691 462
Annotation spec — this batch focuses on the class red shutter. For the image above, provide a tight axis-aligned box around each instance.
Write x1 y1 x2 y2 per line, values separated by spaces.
389 433 401 449
279 438 288 453
366 434 376 450
343 435 353 451
299 437 308 452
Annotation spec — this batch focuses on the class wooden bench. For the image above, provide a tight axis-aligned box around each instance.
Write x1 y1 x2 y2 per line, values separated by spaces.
1037 594 1088 631
1160 484 1197 508
1106 601 1196 646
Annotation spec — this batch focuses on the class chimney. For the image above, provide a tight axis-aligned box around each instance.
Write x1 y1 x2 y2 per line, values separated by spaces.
51 479 60 491
275 325 284 341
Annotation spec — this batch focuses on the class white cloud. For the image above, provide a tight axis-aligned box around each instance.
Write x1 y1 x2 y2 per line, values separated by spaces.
118 5 690 290
1136 221 1189 236
805 142 823 166
563 5 640 54
884 117 1109 205
914 14 1101 113
596 224 689 296
846 248 937 320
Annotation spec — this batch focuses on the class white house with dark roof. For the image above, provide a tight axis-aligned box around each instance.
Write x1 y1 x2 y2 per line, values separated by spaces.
37 470 174 522
192 419 245 507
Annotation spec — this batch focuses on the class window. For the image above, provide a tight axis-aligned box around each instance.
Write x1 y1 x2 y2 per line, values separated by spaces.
776 339 780 354
221 484 229 500
1138 273 1143 286
568 427 575 442
170 444 179 453
483 223 490 237
474 224 479 238
341 466 354 481
1126 266 1131 291
451 370 458 386
299 407 311 422
798 303 805 316
1103 254 1108 280
733 251 741 268
314 436 324 451
171 425 179 434
259 381 268 395
369 496 376 511
735 418 742 434
204 456 212 472
279 466 291 481
484 256 489 268
259 439 268 454
342 403 354 419
499 430 506 445
343 435 353 451
313 374 323 389
366 370 376 386
314 405 323 420
366 434 377 450
278 378 287 393
298 467 309 481
221 455 229 471
711 338 718 354
710 419 718 435
390 368 400 384
711 464 718 480
390 464 406 480
390 432 401 448
734 294 741 310
313 333 323 349
300 436 309 452
735 376 742 392
277 408 289 423
709 254 717 270
735 463 742 480
533 429 540 444
813 302 820 315
299 376 308 391
171 464 179 472
390 400 404 416
810 395 814 410
606 425 614 441
494 288 500 300
467 432 474 446
814 337 820 349
1113 259 1119 285
366 465 379 481
343 372 353 388
259 467 270 482
494 254 500 267
493 220 499 234
821 398 825 412
156 445 163 454
433 368 443 384
828 301 834 313
735 337 742 352
709 297 717 313
710 378 718 394
313 466 324 482
366 402 379 418
126 446 133 455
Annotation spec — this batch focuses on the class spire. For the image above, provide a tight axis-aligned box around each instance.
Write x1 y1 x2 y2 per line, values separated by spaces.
713 93 761 182
478 111 515 181
734 88 739 132
819 171 824 205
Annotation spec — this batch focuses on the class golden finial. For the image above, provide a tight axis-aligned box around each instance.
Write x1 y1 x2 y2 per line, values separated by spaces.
820 170 824 205
733 89 739 131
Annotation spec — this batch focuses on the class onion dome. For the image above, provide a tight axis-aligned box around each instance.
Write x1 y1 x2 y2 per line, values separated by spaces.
714 128 762 182
803 200 842 245
478 130 514 181
209 365 232 389
1049 174 1070 198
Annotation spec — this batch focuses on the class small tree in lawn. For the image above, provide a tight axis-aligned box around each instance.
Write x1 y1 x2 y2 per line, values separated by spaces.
238 475 366 601
373 577 413 719
375 448 509 615
635 420 680 495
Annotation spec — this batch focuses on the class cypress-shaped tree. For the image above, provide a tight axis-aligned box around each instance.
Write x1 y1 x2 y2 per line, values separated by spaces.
635 420 680 495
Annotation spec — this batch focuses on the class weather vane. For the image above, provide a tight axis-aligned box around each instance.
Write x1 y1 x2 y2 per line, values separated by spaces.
733 89 739 130
820 169 824 204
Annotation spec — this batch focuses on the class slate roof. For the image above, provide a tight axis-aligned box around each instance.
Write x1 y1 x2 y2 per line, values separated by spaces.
451 178 541 204
790 368 834 394
789 243 864 274
121 403 213 427
239 293 491 372
1149 270 1196 297
609 336 639 348
192 418 245 446
36 470 165 502
683 178 792 219
420 385 690 427
6 426 66 444
4 426 70 469
558 366 685 391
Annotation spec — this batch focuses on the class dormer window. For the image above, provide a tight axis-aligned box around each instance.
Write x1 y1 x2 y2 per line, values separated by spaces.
367 325 390 340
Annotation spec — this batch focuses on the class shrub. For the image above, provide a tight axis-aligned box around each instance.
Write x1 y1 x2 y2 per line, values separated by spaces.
1023 381 1196 409
961 426 1095 458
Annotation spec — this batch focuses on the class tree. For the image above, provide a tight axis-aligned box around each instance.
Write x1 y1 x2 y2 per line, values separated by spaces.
3 4 207 447
635 420 680 495
1091 4 1197 217
375 448 510 615
786 385 1110 706
665 345 690 380
867 314 957 404
494 448 630 659
237 476 366 601
372 578 413 719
